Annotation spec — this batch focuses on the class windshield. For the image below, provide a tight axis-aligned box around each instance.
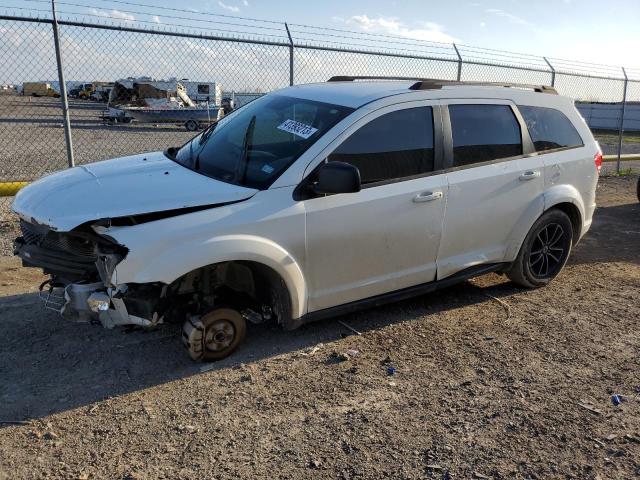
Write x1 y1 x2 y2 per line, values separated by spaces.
169 95 354 190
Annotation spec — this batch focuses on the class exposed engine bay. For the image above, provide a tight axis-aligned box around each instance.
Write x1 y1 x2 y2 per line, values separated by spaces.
14 219 285 333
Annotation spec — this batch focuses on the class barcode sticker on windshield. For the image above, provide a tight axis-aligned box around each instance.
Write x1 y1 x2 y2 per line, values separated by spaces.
277 119 318 139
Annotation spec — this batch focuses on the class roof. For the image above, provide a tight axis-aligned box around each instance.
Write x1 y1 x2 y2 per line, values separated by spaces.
282 80 418 108
279 79 565 109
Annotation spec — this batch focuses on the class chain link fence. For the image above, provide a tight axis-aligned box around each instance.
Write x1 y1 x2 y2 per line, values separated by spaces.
1 11 639 222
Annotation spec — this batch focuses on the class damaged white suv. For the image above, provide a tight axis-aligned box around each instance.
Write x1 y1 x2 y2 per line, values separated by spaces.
13 77 601 361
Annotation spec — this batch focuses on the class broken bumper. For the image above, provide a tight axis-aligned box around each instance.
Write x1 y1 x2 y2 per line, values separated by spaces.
39 280 158 329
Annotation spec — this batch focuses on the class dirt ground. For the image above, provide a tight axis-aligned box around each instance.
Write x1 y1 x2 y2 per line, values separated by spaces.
0 176 638 480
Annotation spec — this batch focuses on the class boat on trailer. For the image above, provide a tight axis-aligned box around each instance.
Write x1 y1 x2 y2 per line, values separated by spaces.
122 104 222 131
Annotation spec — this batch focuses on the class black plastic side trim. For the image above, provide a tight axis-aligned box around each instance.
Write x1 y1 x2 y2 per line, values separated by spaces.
510 104 536 155
291 263 505 329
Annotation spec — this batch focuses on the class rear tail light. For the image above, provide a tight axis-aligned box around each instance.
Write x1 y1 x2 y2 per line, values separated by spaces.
594 152 602 174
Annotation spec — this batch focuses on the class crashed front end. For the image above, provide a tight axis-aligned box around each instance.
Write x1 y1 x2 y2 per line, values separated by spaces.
14 219 160 328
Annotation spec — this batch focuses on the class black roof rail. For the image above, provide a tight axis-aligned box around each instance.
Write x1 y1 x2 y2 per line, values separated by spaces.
326 76 558 95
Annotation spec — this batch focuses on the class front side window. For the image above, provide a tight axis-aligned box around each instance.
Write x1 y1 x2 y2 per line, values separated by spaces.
328 107 435 185
170 95 354 190
449 104 522 166
518 105 583 152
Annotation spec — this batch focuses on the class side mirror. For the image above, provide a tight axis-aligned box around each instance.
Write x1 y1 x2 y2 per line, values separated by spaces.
313 161 361 195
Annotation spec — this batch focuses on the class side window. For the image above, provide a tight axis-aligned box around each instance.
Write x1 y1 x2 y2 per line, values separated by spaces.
328 107 434 185
449 104 522 167
518 105 583 152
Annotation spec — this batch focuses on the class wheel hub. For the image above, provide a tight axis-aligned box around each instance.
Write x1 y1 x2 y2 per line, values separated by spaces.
204 320 235 352
528 222 566 278
182 308 246 362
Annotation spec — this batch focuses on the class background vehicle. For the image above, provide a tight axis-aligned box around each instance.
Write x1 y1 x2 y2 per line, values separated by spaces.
12 78 600 361
21 82 60 97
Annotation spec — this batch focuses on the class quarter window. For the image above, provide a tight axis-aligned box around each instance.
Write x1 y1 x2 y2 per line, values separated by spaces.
329 107 435 185
449 104 522 166
518 105 583 152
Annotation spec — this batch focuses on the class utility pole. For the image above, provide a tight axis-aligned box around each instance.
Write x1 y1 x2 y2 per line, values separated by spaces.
285 23 294 86
616 67 628 173
51 0 75 168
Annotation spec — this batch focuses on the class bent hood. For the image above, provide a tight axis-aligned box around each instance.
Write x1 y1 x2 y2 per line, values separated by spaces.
12 152 257 231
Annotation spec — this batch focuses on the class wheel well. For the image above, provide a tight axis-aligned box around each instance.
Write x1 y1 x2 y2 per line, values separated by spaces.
169 261 292 325
548 202 582 245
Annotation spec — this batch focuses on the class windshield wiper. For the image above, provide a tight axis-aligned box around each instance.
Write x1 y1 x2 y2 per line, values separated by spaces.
193 122 220 171
236 115 256 184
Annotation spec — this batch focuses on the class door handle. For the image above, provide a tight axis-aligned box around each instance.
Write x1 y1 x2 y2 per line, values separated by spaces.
519 170 541 181
413 191 443 203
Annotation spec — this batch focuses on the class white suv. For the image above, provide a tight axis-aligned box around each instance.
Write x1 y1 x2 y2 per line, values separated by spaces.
12 77 601 361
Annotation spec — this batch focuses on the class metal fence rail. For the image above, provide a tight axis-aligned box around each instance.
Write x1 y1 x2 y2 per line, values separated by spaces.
1 8 639 201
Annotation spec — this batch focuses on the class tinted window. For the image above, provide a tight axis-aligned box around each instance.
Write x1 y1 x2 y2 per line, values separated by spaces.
518 105 583 152
449 104 522 166
329 107 434 184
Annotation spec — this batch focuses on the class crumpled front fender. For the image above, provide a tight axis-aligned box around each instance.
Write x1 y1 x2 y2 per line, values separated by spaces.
113 234 307 319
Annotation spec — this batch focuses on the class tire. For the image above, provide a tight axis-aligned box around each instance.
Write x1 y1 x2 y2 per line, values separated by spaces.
636 177 640 203
506 209 573 288
185 119 199 131
182 307 246 361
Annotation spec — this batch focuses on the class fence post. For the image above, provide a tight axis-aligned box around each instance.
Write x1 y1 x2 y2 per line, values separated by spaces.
284 23 294 86
543 57 555 87
51 0 74 168
616 67 628 173
452 43 462 81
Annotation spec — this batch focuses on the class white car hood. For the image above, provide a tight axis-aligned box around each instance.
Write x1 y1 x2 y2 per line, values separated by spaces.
12 151 257 231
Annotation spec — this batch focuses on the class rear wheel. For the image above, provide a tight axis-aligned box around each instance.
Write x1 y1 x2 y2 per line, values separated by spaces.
182 307 246 361
507 209 573 288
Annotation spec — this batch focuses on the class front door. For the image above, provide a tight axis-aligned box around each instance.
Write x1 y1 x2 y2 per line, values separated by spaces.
303 103 448 312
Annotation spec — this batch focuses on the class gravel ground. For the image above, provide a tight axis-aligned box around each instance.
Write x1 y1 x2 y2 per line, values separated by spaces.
0 94 194 182
0 176 638 479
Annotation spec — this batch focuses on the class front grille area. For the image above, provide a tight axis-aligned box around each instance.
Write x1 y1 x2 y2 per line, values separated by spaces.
20 220 47 245
15 220 100 282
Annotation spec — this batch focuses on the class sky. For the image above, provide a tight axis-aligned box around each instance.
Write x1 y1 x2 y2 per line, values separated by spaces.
204 0 640 68
0 0 639 69
0 0 639 100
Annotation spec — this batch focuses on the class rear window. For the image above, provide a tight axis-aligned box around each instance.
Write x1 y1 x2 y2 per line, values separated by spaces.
449 104 522 166
518 105 583 152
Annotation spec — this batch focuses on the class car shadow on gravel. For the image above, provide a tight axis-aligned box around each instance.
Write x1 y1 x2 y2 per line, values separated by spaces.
0 278 519 423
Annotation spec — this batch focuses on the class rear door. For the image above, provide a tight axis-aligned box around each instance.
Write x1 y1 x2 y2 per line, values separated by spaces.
303 102 448 312
437 100 545 279
517 104 595 226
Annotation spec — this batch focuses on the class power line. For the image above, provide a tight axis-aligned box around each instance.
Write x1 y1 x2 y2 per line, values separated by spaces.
288 28 455 53
48 0 288 33
2 0 635 72
93 0 283 24
1 5 289 40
